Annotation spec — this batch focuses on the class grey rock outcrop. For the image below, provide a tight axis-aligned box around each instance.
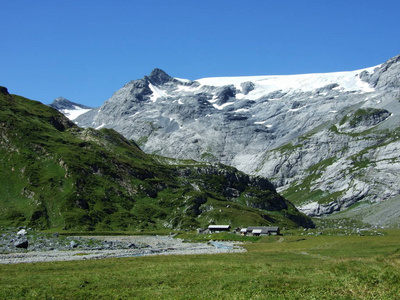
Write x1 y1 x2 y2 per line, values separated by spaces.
70 54 400 224
14 240 29 249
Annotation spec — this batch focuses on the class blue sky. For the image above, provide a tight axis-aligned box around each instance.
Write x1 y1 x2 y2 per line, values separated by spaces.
1 0 399 107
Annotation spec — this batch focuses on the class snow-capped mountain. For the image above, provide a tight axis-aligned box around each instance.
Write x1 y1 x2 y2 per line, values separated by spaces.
75 65 381 158
49 97 93 120
71 54 400 226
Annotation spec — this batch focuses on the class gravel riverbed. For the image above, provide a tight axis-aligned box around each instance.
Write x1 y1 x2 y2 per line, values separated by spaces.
0 230 246 264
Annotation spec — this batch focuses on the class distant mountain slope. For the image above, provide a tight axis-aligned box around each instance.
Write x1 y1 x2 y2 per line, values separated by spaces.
72 54 400 225
0 86 313 230
49 97 93 120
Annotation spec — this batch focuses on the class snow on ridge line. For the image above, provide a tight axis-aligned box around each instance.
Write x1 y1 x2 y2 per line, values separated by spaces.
195 65 380 94
174 77 191 83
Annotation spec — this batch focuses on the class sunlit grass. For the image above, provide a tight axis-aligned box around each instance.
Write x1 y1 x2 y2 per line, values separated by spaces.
1 231 399 299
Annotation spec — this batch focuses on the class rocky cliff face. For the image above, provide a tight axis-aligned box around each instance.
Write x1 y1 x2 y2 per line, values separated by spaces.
73 54 400 224
250 57 400 221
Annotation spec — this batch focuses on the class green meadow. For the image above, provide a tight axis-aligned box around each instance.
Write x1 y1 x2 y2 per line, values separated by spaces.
1 230 399 299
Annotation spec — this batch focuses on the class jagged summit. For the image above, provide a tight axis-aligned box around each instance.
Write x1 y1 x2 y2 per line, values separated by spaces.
147 68 175 85
50 97 92 110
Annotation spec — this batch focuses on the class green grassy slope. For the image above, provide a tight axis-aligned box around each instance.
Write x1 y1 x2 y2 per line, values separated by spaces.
0 230 399 299
0 87 313 230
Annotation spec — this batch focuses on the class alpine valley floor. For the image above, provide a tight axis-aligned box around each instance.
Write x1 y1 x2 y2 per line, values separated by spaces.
0 229 399 299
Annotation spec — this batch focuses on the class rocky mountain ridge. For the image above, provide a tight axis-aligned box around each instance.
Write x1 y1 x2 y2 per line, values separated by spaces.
69 54 400 225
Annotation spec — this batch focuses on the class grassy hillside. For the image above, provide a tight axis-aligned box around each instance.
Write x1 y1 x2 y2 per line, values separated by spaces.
0 87 313 230
0 230 399 299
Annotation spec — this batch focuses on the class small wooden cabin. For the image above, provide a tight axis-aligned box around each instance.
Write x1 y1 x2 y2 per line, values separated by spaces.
246 226 280 236
208 225 231 233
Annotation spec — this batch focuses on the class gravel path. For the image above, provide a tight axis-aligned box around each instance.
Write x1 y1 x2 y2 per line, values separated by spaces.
0 235 246 264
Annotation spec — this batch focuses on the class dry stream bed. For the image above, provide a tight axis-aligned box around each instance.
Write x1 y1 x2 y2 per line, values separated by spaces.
0 234 245 264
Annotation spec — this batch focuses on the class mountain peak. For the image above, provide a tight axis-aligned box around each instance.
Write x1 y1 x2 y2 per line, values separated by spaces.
52 97 70 104
148 68 174 85
49 97 92 110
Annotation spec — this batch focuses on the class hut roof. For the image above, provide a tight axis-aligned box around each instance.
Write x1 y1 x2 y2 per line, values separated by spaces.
208 225 231 230
247 226 280 232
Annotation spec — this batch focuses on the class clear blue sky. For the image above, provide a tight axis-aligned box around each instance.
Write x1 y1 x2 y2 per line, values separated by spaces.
1 0 399 107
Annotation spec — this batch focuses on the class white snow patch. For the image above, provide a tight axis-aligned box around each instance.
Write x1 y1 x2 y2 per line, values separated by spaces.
234 108 249 113
213 102 234 110
254 121 272 128
149 83 168 102
129 112 141 118
208 96 219 104
172 99 184 104
288 107 304 112
60 106 92 120
96 124 106 129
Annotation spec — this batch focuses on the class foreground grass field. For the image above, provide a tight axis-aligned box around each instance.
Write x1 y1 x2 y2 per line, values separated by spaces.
1 230 399 299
